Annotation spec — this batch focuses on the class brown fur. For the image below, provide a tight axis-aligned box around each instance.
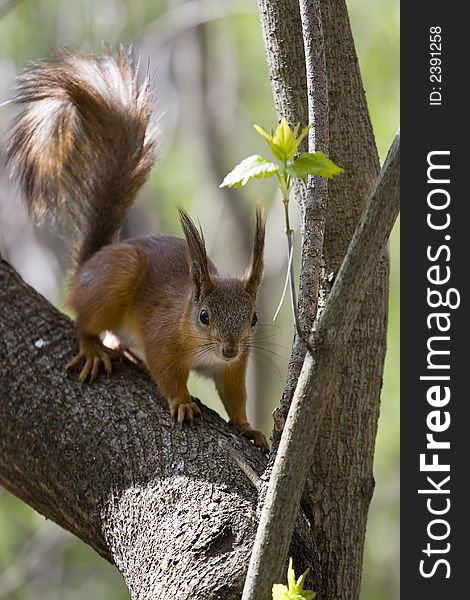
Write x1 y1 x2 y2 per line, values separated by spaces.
6 49 268 451
178 207 214 301
244 204 266 296
6 46 157 267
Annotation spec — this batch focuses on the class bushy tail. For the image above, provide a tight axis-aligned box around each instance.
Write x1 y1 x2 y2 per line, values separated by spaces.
6 47 157 267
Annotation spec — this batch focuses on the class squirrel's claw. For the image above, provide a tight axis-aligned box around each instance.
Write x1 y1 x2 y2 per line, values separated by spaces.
66 338 121 382
235 423 270 453
169 400 202 424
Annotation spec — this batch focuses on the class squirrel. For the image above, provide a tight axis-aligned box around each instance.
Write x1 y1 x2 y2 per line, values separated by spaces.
6 48 268 452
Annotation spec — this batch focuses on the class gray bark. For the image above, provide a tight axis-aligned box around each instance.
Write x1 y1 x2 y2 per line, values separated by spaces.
255 1 395 598
256 0 307 128
309 3 391 598
0 259 319 599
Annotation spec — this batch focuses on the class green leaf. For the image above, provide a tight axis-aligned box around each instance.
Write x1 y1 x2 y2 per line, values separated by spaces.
295 568 310 591
299 593 316 600
272 118 299 161
272 584 290 600
254 122 290 162
272 558 317 600
254 120 313 163
296 125 311 149
287 558 296 590
272 585 316 600
220 155 280 188
286 152 343 179
253 124 273 145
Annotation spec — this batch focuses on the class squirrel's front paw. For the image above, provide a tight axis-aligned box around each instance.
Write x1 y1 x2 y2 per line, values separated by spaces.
235 423 270 453
168 399 202 425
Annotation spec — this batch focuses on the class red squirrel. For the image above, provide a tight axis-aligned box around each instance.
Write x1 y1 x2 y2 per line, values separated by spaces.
6 48 268 451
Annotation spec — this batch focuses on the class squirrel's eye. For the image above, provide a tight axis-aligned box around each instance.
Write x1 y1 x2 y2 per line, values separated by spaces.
251 312 258 327
199 309 210 326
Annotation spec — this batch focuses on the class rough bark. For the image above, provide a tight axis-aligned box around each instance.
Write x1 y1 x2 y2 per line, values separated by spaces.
308 2 391 599
256 0 326 454
0 259 319 599
287 0 329 422
256 2 396 599
256 0 307 128
242 133 399 600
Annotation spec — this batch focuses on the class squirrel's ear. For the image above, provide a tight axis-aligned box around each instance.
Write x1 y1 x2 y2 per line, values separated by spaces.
179 208 213 301
244 204 266 297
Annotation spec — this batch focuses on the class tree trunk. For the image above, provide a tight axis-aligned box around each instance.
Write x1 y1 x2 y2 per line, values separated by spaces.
256 1 395 599
308 2 390 599
256 0 326 453
0 259 319 599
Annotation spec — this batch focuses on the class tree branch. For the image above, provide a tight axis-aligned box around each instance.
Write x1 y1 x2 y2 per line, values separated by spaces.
299 0 330 310
0 259 319 599
256 0 307 128
272 0 329 448
257 1 328 459
242 132 400 599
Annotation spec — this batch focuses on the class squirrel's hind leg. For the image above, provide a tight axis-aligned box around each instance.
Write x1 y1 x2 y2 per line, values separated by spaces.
66 243 146 382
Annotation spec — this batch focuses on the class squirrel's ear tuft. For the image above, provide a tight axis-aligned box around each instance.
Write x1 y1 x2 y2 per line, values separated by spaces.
178 208 213 301
244 204 266 297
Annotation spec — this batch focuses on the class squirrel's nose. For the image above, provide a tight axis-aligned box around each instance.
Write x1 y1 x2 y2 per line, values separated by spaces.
222 346 238 359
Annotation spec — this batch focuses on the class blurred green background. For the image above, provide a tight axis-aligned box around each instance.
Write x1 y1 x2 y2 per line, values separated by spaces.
0 0 399 598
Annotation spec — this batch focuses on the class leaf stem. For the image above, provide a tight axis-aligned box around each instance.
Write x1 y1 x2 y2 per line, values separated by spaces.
272 228 294 322
285 224 313 354
276 171 313 354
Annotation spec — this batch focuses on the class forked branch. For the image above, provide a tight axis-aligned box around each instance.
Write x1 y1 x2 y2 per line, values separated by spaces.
242 132 400 599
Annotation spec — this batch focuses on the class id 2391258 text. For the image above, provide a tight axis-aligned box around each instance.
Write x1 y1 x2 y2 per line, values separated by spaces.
429 26 442 106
